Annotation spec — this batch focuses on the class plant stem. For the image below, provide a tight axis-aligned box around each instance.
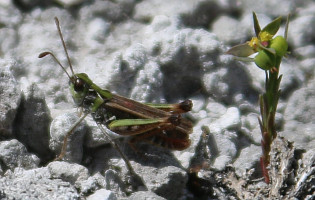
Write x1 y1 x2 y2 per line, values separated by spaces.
259 56 282 183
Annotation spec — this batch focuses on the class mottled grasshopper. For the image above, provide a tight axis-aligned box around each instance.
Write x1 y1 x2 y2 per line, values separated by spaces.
39 17 193 173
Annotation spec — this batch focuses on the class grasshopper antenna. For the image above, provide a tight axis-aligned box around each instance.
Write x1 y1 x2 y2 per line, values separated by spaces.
54 17 75 77
38 17 76 81
38 51 72 81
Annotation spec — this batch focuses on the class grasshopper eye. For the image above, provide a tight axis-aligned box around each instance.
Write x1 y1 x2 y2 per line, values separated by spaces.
74 78 85 92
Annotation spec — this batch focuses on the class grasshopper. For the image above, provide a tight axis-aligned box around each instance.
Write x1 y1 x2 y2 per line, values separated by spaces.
39 17 193 173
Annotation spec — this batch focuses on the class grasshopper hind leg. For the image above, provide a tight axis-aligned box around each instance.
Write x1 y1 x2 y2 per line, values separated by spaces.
96 123 148 189
129 126 191 151
96 123 135 173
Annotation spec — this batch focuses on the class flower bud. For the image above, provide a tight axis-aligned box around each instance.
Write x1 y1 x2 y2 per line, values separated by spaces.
254 50 275 70
269 36 288 57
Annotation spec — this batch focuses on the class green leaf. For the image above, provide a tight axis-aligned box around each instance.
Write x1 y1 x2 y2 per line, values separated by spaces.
253 12 261 37
233 56 255 62
261 16 282 36
226 43 256 57
284 14 290 40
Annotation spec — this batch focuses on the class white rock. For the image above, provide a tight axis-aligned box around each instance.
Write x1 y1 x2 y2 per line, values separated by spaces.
87 189 117 200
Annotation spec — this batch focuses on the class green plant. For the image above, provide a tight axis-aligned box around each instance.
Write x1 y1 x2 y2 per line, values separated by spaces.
226 12 289 183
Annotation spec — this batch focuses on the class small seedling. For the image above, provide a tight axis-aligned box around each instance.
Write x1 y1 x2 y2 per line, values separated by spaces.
226 12 290 183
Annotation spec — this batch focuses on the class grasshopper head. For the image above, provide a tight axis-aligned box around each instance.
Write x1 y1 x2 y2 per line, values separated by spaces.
69 73 92 106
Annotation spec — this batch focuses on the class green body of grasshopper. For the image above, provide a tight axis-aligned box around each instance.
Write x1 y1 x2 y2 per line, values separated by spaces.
39 18 193 162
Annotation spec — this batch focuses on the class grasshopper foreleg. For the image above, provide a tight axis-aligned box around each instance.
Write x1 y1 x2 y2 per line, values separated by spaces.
55 112 89 161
